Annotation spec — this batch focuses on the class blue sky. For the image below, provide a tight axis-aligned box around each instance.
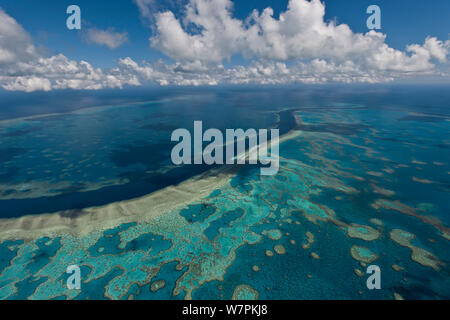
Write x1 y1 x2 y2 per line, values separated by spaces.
0 0 449 91
1 0 449 68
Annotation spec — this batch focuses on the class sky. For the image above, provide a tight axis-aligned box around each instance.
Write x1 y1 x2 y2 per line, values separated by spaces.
0 0 449 92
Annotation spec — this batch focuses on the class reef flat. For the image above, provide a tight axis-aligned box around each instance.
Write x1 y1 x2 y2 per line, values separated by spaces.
0 166 237 241
0 128 300 241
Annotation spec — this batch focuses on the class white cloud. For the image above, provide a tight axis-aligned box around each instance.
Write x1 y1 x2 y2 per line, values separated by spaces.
0 1 449 92
151 0 242 63
113 57 394 86
0 9 138 92
2 76 51 92
0 9 37 64
149 0 450 75
85 28 128 49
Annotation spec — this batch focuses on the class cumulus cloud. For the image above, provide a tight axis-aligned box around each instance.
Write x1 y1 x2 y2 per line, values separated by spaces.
0 1 449 92
115 57 394 86
133 0 156 22
0 9 139 91
2 76 51 92
150 0 450 75
85 28 128 49
151 0 242 63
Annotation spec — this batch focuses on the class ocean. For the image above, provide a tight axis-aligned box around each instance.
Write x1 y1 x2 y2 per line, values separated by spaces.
0 84 449 299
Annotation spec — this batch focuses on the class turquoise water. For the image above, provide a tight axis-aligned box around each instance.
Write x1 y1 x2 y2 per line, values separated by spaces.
0 86 449 299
